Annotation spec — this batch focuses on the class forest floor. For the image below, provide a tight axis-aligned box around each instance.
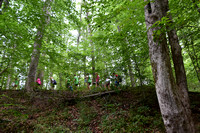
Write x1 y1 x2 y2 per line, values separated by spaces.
0 86 200 133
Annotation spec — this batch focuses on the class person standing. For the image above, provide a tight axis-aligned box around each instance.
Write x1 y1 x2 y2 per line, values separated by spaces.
36 77 41 90
13 78 19 90
95 72 100 88
104 76 111 90
87 73 92 90
74 74 79 90
113 73 119 88
50 77 56 90
66 76 73 91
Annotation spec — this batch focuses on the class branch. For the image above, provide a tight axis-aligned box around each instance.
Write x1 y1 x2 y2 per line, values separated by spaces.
0 67 8 76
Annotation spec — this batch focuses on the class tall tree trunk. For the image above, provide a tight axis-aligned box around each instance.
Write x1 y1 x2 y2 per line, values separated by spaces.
26 1 51 92
86 11 95 83
133 55 143 86
163 1 195 131
1 75 5 90
59 73 63 89
6 64 12 90
185 41 200 83
77 0 82 50
0 50 6 75
6 74 11 90
144 0 195 132
162 0 189 95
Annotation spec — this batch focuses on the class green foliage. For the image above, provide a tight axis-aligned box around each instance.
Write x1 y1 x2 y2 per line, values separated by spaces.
76 102 98 127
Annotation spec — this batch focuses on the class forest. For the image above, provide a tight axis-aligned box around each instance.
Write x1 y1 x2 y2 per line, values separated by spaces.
0 0 200 132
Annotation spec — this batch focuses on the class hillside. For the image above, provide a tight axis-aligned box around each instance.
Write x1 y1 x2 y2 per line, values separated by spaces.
0 86 199 132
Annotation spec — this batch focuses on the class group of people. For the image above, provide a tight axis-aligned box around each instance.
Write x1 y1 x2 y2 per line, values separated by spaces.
35 72 122 91
65 72 122 91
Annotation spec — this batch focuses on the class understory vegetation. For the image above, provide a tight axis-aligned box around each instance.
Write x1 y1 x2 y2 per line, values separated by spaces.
0 86 200 132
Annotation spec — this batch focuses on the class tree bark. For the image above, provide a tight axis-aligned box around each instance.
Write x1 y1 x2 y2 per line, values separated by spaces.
6 73 11 90
144 0 195 132
37 68 44 87
128 61 135 87
26 1 51 92
59 73 63 89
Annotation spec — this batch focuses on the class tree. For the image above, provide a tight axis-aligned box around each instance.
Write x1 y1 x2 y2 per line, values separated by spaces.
26 0 52 92
144 0 195 132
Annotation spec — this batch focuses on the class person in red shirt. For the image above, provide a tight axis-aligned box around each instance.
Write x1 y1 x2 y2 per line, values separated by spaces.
95 72 100 87
113 73 119 87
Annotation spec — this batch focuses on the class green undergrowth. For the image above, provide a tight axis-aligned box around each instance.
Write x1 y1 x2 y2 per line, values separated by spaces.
0 85 199 132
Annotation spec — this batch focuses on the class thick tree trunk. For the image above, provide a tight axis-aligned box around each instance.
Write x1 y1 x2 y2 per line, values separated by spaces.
162 0 189 94
144 0 195 132
26 1 51 92
26 30 44 92
37 69 44 87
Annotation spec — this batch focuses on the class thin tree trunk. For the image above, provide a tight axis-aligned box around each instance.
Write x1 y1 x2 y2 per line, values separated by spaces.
144 0 195 132
128 62 135 87
59 73 63 89
26 1 51 92
186 41 200 83
191 39 200 71
0 50 6 74
6 63 12 90
6 74 11 90
117 25 135 87
166 16 189 92
86 11 95 83
77 0 82 49
133 55 143 86
1 75 5 89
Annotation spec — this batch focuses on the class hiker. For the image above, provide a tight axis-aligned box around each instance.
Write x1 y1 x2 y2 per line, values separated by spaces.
113 73 119 88
66 76 73 91
36 77 41 90
13 78 19 90
104 76 111 90
50 77 56 90
84 77 87 86
87 73 92 90
74 74 79 90
95 72 100 88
